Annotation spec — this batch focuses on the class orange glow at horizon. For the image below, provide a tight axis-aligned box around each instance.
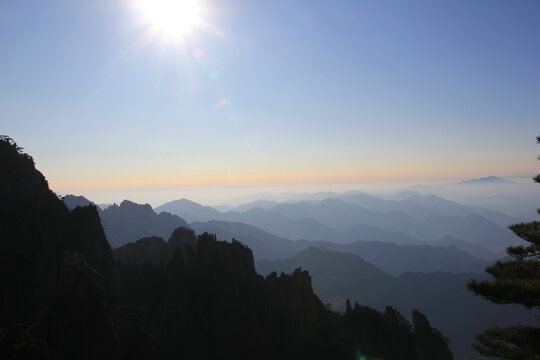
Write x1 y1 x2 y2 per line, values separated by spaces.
45 165 522 193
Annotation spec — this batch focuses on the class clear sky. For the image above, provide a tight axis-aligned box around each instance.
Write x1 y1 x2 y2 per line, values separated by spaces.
1 0 539 205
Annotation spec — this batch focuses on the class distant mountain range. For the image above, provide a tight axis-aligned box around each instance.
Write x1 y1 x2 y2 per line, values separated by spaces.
304 239 490 275
191 219 490 274
59 187 531 358
156 194 523 253
64 188 524 259
63 193 499 272
458 176 514 185
65 191 517 261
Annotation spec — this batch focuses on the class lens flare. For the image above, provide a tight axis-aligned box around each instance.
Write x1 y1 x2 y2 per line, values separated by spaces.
208 71 220 80
192 48 204 59
216 100 228 108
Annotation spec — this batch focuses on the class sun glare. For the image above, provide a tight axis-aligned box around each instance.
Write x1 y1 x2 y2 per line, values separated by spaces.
138 0 200 41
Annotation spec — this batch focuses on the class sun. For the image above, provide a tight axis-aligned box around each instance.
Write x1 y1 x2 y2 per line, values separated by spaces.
137 0 201 41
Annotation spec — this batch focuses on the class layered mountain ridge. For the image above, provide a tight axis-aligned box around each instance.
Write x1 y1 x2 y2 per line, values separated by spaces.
0 136 453 359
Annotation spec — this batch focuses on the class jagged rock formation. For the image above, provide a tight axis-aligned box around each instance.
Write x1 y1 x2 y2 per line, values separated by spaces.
0 136 453 359
63 194 189 250
114 236 171 265
114 227 197 265
63 194 97 210
100 200 189 248
340 304 452 360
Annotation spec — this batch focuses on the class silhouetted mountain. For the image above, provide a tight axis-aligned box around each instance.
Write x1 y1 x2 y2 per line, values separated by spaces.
155 198 222 222
0 136 121 359
0 136 452 359
459 176 513 185
114 236 170 265
100 200 188 248
396 272 533 360
257 248 532 358
114 228 197 265
63 195 187 249
190 220 305 261
117 232 451 359
63 194 98 210
258 248 405 309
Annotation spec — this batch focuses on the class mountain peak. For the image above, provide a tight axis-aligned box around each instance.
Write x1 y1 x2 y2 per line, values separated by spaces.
63 194 95 210
459 176 513 185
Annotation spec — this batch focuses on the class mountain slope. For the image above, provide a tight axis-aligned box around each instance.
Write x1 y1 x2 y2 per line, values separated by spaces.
257 248 532 358
401 193 517 227
257 248 406 309
100 200 188 248
306 240 488 275
0 136 122 359
430 236 504 261
343 224 423 245
155 198 222 222
190 220 306 261
234 199 280 212
270 198 523 251
219 207 343 242
63 194 98 210
420 213 521 251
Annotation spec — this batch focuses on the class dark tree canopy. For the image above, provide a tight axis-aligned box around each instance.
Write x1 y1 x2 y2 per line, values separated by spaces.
467 136 540 359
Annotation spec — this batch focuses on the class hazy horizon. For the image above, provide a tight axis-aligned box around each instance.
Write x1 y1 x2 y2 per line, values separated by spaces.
57 174 538 209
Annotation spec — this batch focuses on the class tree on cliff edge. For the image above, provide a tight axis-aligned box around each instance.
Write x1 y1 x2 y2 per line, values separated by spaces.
467 136 540 359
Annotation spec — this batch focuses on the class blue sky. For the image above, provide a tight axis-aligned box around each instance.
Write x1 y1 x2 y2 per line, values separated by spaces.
1 0 539 205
